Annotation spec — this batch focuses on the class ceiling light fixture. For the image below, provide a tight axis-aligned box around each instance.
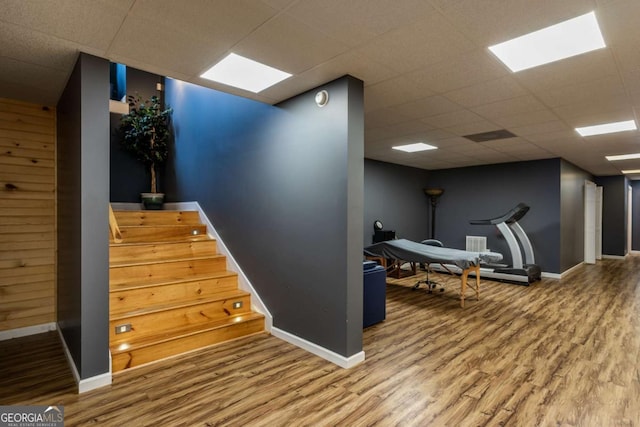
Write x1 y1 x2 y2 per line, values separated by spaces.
576 120 637 137
605 153 640 161
621 169 640 174
200 53 292 93
392 143 437 153
488 11 605 72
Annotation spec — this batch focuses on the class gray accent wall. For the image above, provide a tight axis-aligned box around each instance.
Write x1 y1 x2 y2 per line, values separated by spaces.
560 160 593 271
164 76 364 358
596 175 628 256
363 158 598 274
110 67 164 202
364 159 431 245
426 158 562 273
57 53 110 379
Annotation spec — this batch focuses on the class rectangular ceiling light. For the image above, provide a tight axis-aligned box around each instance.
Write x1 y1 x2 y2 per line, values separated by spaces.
576 120 637 137
622 169 640 174
488 11 605 72
200 53 292 93
392 143 437 153
606 153 640 161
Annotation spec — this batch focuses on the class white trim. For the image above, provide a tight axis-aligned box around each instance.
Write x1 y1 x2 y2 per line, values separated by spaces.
630 250 640 255
541 271 561 280
56 324 112 394
272 327 365 369
602 254 626 260
78 372 112 394
164 201 274 332
0 322 56 341
559 262 584 279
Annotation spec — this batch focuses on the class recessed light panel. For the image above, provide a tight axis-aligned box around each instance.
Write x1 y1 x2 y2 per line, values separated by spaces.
200 53 292 93
576 120 637 137
392 143 437 153
622 169 640 174
488 11 605 72
605 153 640 161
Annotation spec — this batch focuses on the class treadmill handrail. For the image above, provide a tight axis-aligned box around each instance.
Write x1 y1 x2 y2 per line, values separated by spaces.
469 203 530 225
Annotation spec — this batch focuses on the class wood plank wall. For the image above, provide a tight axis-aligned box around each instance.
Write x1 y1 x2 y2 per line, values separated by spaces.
0 98 56 331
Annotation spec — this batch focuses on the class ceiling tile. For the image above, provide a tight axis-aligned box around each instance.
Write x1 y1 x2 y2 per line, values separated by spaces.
514 49 618 93
364 75 435 112
0 22 80 71
355 9 475 74
285 0 434 47
536 75 626 108
430 0 598 46
406 50 509 94
471 95 548 120
393 95 461 120
128 0 278 47
109 15 214 78
510 120 571 136
444 75 528 108
421 109 486 129
493 109 560 129
1 0 131 51
232 14 350 74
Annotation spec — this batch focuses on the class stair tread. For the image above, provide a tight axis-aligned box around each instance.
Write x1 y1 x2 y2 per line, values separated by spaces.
110 271 238 291
110 311 265 353
119 224 204 228
109 239 215 248
109 254 225 268
112 235 210 243
110 289 251 319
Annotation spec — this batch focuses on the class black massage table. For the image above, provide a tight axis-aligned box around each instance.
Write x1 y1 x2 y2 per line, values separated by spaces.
364 239 503 308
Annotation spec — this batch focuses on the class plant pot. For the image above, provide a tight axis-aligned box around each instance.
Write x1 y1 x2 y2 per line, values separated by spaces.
141 192 165 210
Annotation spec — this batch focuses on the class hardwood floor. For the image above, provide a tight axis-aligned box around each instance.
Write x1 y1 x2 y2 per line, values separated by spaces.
1 256 639 426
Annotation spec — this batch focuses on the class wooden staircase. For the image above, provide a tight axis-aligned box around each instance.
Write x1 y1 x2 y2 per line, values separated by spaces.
108 208 265 372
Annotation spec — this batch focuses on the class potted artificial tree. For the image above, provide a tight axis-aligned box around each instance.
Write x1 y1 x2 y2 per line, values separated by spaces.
118 94 172 209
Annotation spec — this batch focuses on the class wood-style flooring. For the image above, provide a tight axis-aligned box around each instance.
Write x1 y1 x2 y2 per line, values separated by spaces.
1 256 639 426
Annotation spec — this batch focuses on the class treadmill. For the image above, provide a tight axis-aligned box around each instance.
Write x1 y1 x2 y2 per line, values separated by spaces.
469 203 541 284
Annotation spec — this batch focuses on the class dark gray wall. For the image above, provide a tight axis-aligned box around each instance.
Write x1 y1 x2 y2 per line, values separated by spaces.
426 158 561 273
164 76 364 357
110 67 164 202
560 160 593 271
57 53 110 379
363 159 431 245
596 175 628 256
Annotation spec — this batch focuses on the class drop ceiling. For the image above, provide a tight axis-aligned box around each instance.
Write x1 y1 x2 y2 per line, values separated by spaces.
1 0 640 176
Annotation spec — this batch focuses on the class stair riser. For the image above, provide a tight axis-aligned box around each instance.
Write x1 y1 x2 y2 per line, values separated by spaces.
110 275 239 314
110 240 218 264
112 319 265 372
110 295 252 342
119 225 208 243
110 257 226 284
114 211 202 226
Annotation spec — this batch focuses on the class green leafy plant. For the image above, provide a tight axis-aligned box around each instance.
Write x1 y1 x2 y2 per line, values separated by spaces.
118 94 172 194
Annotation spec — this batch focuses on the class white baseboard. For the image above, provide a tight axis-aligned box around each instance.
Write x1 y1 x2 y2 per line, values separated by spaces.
56 325 112 394
602 254 626 260
0 322 56 341
541 271 561 280
272 327 365 369
165 201 274 332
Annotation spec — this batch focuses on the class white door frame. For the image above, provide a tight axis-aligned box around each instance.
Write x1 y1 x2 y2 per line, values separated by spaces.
584 180 596 264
